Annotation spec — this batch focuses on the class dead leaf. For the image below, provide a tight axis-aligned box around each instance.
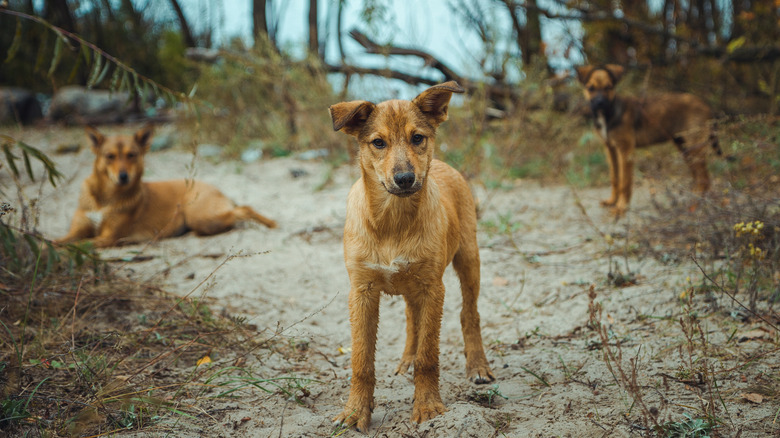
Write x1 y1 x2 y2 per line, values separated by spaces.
492 276 509 287
741 393 763 404
196 355 212 367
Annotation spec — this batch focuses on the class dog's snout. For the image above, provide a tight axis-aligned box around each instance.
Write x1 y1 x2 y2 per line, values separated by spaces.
118 170 129 185
393 172 416 190
590 95 609 111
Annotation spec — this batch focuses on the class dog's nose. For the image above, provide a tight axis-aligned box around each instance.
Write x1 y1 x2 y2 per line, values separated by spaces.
590 95 608 111
118 171 129 185
393 172 416 190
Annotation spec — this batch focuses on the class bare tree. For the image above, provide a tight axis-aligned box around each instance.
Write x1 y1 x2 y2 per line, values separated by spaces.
308 0 320 57
168 0 195 47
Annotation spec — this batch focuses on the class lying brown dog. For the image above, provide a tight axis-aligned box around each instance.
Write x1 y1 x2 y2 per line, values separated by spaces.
329 81 495 431
576 64 722 216
55 126 276 247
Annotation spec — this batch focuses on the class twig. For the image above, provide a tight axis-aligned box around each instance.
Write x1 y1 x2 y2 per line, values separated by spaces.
691 253 780 332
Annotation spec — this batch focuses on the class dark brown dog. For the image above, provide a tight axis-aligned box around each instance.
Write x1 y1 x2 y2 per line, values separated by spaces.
576 64 721 216
329 82 494 431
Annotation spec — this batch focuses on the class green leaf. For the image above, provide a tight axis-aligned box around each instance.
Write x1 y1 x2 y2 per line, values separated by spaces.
2 143 19 177
87 54 104 88
23 233 41 260
66 51 83 84
109 67 122 92
22 148 34 180
48 33 65 77
727 36 746 54
81 42 92 67
94 62 112 88
4 18 23 64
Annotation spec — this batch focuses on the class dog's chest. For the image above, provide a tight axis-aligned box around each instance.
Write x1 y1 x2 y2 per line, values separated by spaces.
86 209 106 228
358 242 433 294
595 112 608 140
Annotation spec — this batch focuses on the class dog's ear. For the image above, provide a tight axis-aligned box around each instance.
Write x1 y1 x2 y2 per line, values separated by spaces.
575 65 595 85
329 101 376 136
604 64 625 84
412 81 465 127
134 125 154 152
85 126 105 154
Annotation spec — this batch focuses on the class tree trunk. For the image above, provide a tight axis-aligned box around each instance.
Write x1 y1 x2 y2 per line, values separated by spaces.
253 0 269 42
168 0 196 47
308 0 319 58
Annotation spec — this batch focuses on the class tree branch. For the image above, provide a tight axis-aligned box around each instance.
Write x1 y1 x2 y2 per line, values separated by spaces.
348 29 463 81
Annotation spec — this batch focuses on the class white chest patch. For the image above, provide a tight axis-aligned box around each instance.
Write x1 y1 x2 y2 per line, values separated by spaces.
596 113 608 140
86 210 104 228
364 258 411 282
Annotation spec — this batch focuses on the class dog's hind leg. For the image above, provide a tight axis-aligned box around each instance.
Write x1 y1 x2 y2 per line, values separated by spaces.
189 205 276 235
674 134 711 193
232 205 277 228
452 243 495 384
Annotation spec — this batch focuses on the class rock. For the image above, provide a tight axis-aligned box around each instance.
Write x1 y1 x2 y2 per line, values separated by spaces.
150 132 175 152
0 87 43 126
197 144 222 157
297 148 329 161
241 148 263 163
47 86 135 125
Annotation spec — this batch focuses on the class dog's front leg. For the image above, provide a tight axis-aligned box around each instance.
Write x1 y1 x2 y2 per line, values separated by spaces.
410 283 446 423
395 296 419 375
601 143 619 207
334 285 380 432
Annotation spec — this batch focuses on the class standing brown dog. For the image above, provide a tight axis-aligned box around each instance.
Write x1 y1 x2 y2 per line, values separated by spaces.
56 125 276 247
329 82 494 431
576 64 721 216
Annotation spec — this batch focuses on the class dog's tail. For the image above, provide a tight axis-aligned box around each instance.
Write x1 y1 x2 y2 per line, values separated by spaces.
709 121 736 162
673 121 735 162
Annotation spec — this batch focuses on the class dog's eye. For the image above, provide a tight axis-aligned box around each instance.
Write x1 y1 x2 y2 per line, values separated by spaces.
372 139 386 149
127 153 137 159
411 134 424 145
588 86 596 92
105 154 116 160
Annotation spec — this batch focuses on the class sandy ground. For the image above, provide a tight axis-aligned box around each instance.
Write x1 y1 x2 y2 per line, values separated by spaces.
11 124 778 437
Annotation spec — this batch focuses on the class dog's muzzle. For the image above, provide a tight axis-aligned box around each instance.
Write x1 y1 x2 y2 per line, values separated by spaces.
589 95 610 113
118 171 130 185
388 172 421 197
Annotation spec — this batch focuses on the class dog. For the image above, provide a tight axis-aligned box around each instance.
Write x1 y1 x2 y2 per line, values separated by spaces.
329 81 495 431
575 64 722 216
55 125 276 248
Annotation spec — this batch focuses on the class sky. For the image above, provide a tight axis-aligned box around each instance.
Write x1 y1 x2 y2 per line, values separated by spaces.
180 0 583 97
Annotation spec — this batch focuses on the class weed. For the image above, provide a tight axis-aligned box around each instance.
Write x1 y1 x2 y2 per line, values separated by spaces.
660 413 715 438
468 384 508 408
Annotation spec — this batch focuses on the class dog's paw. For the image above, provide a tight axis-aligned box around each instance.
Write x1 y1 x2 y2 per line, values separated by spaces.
467 363 495 384
609 205 627 218
333 402 372 432
411 399 446 423
394 356 414 375
600 198 617 207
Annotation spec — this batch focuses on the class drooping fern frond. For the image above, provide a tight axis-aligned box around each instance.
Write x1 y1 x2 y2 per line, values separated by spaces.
0 8 197 110
1 134 63 190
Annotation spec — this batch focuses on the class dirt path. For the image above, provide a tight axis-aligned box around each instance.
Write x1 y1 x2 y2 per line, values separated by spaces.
16 125 776 437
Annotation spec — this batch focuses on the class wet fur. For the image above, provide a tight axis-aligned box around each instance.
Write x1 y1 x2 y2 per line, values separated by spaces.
576 64 719 216
329 82 495 432
55 126 276 248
